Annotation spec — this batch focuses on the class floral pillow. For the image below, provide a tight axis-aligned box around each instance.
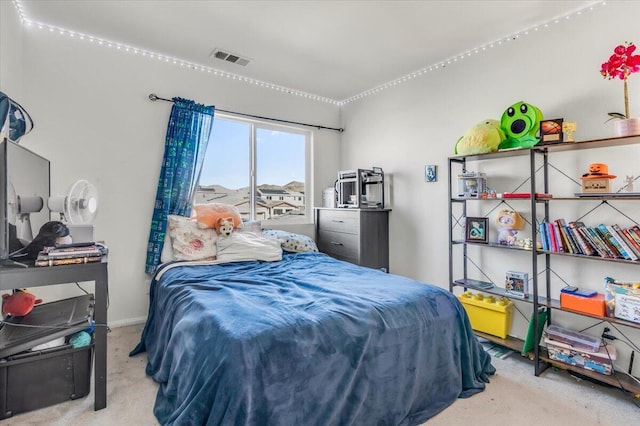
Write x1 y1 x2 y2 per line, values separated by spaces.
167 215 217 261
262 229 318 253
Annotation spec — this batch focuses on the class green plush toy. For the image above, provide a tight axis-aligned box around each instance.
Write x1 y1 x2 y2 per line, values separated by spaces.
498 101 544 150
454 119 506 155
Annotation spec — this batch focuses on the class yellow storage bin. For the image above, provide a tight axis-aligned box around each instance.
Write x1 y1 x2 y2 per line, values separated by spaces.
458 291 514 339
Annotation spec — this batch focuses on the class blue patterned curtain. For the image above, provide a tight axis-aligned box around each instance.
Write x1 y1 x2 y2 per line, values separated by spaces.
145 98 214 274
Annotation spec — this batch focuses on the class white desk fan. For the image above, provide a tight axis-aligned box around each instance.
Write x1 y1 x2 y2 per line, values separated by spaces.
47 179 98 242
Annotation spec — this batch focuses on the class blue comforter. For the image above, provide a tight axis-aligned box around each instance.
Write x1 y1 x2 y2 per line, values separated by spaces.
131 252 494 425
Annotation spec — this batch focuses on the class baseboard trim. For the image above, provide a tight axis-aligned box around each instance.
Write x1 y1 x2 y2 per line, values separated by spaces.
109 316 147 329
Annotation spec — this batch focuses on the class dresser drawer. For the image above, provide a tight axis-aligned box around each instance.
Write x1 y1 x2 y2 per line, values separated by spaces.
317 210 359 234
317 230 359 259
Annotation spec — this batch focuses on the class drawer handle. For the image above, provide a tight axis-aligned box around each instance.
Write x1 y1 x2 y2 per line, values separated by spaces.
330 241 343 246
331 220 344 223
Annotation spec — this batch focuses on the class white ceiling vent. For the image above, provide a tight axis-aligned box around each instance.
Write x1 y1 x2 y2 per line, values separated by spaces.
210 49 251 66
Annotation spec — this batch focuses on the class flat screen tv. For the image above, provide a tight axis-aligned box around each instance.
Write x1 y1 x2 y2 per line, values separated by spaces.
0 138 50 262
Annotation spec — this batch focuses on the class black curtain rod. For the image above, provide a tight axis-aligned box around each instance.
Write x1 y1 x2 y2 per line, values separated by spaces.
148 93 344 132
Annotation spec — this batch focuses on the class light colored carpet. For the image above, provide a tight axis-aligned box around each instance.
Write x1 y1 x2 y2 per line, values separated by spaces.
5 324 638 425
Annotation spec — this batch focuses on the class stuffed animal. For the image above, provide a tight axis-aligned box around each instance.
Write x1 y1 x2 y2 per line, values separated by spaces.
193 203 242 231
2 289 42 316
496 209 525 246
498 101 544 150
22 221 71 260
216 218 235 237
455 119 506 155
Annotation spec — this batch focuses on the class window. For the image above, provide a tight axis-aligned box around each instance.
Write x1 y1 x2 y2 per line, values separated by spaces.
196 114 311 224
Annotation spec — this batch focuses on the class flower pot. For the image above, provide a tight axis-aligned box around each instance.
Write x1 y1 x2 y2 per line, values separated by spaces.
613 118 640 137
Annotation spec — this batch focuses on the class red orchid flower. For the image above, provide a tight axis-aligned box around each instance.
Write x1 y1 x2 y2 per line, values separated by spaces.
601 42 640 119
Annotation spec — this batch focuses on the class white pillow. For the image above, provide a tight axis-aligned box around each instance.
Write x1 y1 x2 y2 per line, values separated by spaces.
167 215 217 261
238 220 262 234
216 232 282 263
160 221 175 263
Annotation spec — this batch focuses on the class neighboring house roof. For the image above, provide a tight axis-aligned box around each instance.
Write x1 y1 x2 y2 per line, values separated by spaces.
269 201 300 208
258 188 288 195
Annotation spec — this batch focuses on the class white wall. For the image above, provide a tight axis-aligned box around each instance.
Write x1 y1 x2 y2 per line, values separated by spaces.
342 2 640 371
0 8 341 326
0 1 24 96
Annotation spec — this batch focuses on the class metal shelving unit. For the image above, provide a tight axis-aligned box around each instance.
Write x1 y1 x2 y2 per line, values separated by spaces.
448 134 640 396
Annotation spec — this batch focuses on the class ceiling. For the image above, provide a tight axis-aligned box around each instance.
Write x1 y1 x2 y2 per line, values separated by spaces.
17 0 599 102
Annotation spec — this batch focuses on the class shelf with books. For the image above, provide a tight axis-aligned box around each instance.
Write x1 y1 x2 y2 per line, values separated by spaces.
537 219 640 262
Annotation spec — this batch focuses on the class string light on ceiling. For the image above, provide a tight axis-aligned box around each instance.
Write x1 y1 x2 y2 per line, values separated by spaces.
12 0 607 107
341 1 607 104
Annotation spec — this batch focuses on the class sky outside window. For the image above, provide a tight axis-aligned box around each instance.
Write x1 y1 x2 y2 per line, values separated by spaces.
200 118 305 189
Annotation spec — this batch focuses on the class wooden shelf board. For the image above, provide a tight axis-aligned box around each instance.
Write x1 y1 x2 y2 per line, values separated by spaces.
473 330 525 352
452 279 548 305
452 240 537 252
550 196 640 201
538 351 640 395
472 332 640 394
536 249 640 265
449 135 640 162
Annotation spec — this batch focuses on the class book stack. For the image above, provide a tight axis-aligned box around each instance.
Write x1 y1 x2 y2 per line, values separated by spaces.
538 220 640 261
35 243 107 267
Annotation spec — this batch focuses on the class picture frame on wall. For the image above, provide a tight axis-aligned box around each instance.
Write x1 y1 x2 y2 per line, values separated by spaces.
425 165 437 182
465 217 488 243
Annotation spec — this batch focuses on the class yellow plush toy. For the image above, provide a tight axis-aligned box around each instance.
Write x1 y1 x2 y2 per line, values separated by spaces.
454 119 506 155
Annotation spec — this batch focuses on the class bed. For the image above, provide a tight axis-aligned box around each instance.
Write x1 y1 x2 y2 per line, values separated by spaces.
131 244 495 425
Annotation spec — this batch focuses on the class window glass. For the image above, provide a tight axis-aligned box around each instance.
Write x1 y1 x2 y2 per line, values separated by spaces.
196 115 309 224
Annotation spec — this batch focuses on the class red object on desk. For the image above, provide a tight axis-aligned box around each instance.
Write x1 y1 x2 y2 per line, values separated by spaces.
1 290 43 316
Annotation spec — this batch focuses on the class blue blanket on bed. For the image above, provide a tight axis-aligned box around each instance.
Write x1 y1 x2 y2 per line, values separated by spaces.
130 252 494 425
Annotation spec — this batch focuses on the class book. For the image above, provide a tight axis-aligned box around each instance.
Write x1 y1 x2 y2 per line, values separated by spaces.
596 224 626 259
35 256 103 267
539 222 549 251
568 221 596 256
551 222 565 252
577 225 606 257
626 225 640 249
505 270 529 298
45 245 102 258
620 226 640 256
555 219 575 254
44 244 100 253
37 251 102 261
608 225 638 261
587 226 616 258
563 224 584 255
547 222 558 252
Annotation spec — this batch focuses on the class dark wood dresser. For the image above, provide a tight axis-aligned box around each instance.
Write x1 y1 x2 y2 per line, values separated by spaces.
314 208 390 272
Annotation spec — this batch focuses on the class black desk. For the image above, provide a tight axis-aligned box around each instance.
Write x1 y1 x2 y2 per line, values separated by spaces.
0 260 108 410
